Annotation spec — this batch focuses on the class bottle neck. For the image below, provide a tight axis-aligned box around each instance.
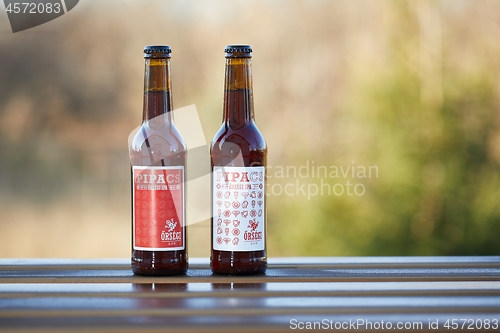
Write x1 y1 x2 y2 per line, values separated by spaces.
223 57 255 128
142 58 173 127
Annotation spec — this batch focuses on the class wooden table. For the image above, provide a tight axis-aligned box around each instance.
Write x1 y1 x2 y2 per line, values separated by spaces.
1 257 499 332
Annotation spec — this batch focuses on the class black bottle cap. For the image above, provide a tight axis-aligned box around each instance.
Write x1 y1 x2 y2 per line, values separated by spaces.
144 45 172 59
225 45 252 58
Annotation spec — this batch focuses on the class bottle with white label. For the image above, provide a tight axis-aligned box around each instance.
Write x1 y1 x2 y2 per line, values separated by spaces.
210 45 267 275
129 45 187 276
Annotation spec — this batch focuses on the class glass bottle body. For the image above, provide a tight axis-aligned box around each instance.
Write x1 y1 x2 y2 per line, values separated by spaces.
210 48 267 275
130 53 187 276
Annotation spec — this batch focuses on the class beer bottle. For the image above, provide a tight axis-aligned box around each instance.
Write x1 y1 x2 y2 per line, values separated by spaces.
129 45 187 276
211 45 267 275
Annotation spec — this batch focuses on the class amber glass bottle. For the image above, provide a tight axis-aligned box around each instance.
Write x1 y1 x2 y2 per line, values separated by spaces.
129 45 187 276
210 45 267 275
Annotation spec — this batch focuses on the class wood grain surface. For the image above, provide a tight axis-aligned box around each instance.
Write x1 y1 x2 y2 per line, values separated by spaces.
0 257 499 332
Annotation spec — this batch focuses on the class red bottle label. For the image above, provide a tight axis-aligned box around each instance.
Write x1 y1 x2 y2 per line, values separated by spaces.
133 166 185 251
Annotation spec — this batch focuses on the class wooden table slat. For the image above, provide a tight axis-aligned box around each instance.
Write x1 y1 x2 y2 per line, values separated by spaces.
1 257 500 332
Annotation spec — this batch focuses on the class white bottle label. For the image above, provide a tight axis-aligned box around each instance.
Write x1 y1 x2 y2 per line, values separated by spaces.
212 166 265 251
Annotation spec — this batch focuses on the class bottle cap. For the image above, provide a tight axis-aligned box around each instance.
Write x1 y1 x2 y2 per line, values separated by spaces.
144 45 172 58
225 45 252 58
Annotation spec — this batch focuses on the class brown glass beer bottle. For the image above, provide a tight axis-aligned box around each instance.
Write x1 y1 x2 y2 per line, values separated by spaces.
129 45 187 276
210 45 267 275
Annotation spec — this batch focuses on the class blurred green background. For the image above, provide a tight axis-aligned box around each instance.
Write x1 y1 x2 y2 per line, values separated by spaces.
0 0 499 258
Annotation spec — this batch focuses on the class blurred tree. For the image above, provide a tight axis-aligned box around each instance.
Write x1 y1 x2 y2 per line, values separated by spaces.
268 0 500 256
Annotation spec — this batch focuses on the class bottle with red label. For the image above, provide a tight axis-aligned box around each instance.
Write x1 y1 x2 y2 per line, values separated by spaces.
210 45 267 275
129 45 187 276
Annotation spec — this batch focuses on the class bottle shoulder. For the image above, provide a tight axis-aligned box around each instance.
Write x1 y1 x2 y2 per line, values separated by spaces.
130 122 186 153
211 122 266 151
